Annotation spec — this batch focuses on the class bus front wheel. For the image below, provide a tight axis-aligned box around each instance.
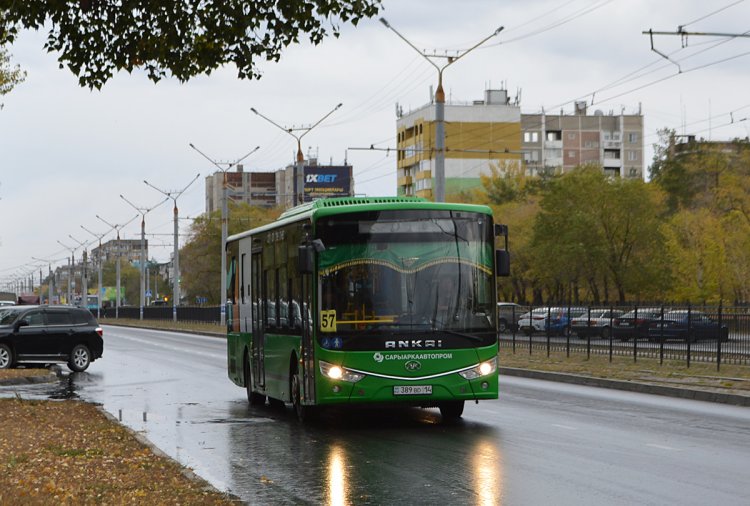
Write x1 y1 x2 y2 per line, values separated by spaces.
439 400 465 421
291 369 317 422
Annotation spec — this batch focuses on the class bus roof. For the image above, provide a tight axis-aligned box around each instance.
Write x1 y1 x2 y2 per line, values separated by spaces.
226 196 494 243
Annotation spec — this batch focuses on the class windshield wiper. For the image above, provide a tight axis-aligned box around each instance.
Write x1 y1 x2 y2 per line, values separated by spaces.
435 329 484 343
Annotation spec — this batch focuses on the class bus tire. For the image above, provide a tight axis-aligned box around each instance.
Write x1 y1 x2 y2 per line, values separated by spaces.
439 400 465 420
291 367 317 422
245 352 266 406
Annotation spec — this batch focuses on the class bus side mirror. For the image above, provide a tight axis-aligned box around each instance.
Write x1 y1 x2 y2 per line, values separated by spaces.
298 245 314 274
496 249 510 277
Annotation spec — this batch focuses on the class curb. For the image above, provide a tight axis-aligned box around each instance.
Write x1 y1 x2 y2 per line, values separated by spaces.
101 322 225 339
0 366 62 387
95 405 242 501
499 367 750 407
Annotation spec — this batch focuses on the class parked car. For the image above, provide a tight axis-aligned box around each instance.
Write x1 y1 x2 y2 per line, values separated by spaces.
497 302 523 332
0 305 103 372
0 301 14 307
518 307 587 336
571 309 624 339
612 308 667 341
647 310 729 342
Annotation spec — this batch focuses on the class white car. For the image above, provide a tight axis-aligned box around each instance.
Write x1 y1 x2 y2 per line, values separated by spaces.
571 309 625 339
517 307 551 333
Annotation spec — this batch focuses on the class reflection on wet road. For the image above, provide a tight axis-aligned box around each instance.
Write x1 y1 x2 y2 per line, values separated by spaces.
3 325 750 505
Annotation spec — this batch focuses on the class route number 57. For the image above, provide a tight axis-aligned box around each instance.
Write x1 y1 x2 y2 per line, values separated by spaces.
320 310 337 332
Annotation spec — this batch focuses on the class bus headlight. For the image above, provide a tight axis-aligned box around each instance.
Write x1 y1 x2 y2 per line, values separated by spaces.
459 357 498 380
319 360 365 383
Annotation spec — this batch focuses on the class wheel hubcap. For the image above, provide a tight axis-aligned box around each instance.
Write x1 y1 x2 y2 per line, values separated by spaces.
74 349 88 367
0 350 8 367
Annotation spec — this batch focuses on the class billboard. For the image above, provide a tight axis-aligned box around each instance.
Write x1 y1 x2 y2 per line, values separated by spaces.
303 165 352 201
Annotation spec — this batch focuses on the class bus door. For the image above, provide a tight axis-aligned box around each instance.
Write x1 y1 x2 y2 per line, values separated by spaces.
301 260 316 403
251 251 265 389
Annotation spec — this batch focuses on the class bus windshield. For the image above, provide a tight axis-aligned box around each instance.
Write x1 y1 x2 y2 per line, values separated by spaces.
317 210 495 335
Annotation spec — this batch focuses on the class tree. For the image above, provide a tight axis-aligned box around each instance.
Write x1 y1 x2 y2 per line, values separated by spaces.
530 166 670 303
0 45 25 107
101 259 140 306
0 1 382 89
180 202 282 304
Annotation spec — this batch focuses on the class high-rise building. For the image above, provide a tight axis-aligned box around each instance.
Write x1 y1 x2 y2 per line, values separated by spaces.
396 89 522 199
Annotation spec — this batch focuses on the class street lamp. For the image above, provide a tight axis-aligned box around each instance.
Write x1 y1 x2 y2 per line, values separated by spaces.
68 235 90 309
380 18 503 202
119 195 168 320
251 103 342 207
189 143 259 327
96 214 139 318
56 240 78 304
81 224 114 319
31 255 65 305
144 173 201 322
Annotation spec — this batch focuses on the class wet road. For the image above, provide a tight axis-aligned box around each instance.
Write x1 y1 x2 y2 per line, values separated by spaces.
3 325 750 505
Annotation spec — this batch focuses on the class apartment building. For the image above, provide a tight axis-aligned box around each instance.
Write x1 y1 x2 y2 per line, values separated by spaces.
522 102 644 179
205 165 277 213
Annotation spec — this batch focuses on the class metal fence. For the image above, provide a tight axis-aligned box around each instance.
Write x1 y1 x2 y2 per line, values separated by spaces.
99 305 221 324
499 304 750 369
95 302 750 370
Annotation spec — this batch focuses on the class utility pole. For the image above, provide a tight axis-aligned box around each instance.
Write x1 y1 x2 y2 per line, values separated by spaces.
380 18 503 202
119 195 167 321
251 104 342 207
31 255 64 305
81 224 113 319
189 143 259 327
97 214 138 319
56 240 78 304
68 235 89 309
144 173 200 322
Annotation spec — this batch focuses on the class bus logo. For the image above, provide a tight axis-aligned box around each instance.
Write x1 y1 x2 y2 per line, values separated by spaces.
373 352 384 363
404 360 421 372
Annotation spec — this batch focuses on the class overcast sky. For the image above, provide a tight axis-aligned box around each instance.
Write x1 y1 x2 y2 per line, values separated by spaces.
2 0 749 285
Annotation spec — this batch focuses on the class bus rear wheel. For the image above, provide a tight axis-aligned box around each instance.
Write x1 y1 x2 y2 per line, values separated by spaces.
439 400 465 420
245 354 266 406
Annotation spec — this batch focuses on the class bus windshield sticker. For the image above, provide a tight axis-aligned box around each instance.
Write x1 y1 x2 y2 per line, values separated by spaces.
320 309 337 332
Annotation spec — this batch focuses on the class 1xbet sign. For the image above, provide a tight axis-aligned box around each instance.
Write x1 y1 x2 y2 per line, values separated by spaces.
306 174 338 183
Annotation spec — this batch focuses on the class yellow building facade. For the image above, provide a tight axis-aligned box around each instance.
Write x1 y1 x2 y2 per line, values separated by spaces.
396 90 522 199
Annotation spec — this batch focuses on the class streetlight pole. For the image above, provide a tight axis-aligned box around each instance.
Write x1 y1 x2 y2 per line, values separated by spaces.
380 18 503 202
68 235 89 309
96 214 139 319
81 224 114 319
119 195 167 321
189 143 259 327
144 173 201 322
56 240 78 305
31 255 64 305
251 103 342 207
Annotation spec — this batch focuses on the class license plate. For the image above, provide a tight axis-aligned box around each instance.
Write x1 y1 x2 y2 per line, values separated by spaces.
393 385 432 396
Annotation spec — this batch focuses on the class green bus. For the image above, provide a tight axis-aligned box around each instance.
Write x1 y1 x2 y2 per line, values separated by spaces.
225 197 510 421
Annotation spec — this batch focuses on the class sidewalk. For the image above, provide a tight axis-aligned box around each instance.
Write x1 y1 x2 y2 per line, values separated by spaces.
500 367 750 407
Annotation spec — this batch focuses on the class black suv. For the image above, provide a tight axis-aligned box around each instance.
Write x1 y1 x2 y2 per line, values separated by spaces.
0 305 103 372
